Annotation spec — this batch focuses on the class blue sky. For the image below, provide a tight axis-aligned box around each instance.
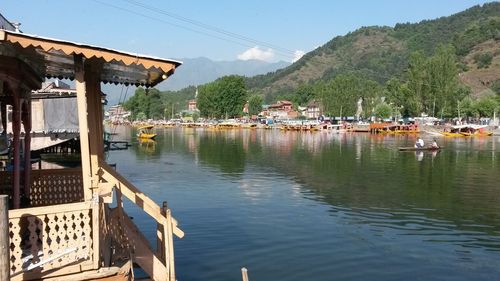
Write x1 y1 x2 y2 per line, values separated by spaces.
1 0 494 62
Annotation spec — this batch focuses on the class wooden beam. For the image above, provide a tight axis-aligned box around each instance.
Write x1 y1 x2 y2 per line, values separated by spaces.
99 163 184 238
0 195 9 281
0 55 42 92
74 54 92 200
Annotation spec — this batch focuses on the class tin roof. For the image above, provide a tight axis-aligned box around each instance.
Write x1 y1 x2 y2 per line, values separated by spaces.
0 29 182 87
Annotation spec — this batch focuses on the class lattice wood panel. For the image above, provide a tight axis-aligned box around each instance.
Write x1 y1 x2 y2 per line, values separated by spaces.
30 169 84 207
9 202 93 278
107 208 133 263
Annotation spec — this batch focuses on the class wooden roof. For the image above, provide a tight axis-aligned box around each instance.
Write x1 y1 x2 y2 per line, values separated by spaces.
0 30 182 87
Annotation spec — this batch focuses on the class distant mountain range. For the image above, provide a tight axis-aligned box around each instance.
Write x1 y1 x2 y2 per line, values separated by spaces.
104 57 289 105
158 57 290 91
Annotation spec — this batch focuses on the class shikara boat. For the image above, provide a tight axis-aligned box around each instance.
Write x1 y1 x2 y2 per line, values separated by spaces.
137 125 157 139
398 146 441 151
442 125 493 137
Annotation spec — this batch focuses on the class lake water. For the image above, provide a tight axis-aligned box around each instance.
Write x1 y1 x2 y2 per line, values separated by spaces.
107 127 500 281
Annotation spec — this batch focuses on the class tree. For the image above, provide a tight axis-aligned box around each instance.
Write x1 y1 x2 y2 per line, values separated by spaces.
490 80 500 95
136 112 147 121
459 96 478 118
248 95 264 116
317 73 381 118
197 75 247 118
474 96 499 117
427 44 461 117
374 102 392 119
192 112 200 122
473 52 493 68
405 51 428 116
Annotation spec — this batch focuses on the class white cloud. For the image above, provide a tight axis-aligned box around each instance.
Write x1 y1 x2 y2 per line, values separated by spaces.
237 46 275 62
292 50 305 63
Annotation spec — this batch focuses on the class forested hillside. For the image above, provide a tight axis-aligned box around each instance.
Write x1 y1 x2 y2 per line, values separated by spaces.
247 2 500 101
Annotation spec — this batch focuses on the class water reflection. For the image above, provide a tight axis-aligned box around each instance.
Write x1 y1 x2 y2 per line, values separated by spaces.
163 129 500 247
109 127 500 280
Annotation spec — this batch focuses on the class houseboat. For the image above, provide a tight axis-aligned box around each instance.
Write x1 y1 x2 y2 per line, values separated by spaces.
0 28 183 281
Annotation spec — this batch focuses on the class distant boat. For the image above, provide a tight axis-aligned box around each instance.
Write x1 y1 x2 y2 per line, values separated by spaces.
398 146 441 151
442 125 493 137
137 125 157 139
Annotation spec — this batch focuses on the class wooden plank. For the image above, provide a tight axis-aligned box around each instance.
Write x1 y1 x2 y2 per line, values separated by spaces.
42 265 125 281
10 262 95 281
99 163 184 238
120 210 169 281
74 54 92 201
0 195 9 281
8 201 92 218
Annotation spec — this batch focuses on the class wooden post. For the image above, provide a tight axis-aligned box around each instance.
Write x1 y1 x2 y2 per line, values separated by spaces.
165 208 175 281
22 99 32 199
241 267 249 281
0 195 10 280
12 96 21 209
74 55 92 200
156 201 167 262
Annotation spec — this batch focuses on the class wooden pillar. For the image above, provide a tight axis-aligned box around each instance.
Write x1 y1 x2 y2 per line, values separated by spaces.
74 55 92 200
85 61 104 179
76 57 103 270
85 60 103 270
22 99 31 199
0 195 9 280
12 96 21 209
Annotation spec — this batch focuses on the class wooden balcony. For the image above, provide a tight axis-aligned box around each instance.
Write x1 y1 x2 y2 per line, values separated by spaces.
8 201 94 280
0 165 182 281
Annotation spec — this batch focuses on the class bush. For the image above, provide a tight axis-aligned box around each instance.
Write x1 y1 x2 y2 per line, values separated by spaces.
473 52 493 68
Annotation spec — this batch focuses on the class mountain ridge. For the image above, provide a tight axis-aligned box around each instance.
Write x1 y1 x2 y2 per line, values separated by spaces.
158 57 290 91
246 2 500 101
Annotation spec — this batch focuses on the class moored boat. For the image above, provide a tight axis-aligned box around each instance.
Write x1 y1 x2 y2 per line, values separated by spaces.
442 125 492 137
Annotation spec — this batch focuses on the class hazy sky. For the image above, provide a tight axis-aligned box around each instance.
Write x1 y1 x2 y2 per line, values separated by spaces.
2 0 494 62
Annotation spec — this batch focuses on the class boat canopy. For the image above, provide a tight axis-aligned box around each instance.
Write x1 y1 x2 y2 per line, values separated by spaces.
138 125 154 130
451 124 488 130
0 29 182 87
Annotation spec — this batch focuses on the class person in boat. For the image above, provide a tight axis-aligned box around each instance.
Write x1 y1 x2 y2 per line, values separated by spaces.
415 137 425 149
430 139 439 149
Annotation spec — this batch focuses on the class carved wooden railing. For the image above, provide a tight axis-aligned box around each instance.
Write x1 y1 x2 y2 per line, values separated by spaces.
8 201 95 280
99 162 183 281
30 168 84 207
0 168 84 207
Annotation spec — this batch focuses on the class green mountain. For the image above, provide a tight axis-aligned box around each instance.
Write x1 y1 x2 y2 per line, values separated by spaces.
247 2 500 102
